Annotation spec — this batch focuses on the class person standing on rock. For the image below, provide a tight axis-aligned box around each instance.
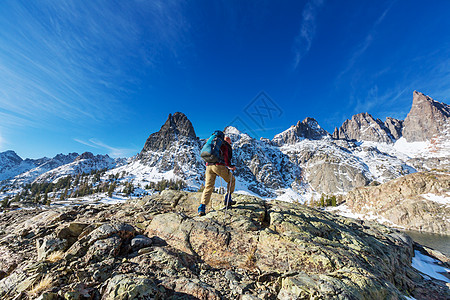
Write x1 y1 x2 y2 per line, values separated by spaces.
199 131 236 216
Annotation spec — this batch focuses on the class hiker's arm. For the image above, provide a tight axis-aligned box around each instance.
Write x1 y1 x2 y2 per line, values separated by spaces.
223 145 236 170
223 145 231 167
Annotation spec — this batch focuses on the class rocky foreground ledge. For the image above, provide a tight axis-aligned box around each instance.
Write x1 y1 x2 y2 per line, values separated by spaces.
0 191 449 299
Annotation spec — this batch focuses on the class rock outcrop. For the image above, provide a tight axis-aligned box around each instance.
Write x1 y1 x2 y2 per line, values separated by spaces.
272 117 330 146
279 139 378 194
402 91 450 142
333 112 395 143
384 117 403 140
343 171 450 235
0 191 448 299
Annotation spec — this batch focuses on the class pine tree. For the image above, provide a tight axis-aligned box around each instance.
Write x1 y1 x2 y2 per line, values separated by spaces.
331 195 337 207
319 194 325 207
1 196 11 208
108 182 116 197
13 193 21 203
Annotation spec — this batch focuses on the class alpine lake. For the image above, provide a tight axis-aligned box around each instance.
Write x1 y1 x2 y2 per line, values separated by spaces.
402 230 450 257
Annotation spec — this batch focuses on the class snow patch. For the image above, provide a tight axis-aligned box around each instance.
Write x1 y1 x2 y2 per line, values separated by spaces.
394 138 429 157
393 135 450 159
326 204 404 228
421 193 450 206
276 188 306 203
326 205 366 220
411 250 450 283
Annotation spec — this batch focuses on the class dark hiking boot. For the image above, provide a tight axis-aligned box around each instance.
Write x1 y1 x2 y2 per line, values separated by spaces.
198 204 206 216
224 194 236 208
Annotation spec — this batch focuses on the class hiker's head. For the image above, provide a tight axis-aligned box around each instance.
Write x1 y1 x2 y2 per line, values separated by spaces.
225 136 231 144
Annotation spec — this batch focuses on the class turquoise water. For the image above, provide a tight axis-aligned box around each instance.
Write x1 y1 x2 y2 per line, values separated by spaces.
402 230 450 257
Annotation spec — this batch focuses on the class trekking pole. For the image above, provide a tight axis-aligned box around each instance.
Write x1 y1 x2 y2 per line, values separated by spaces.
225 169 233 214
217 177 225 212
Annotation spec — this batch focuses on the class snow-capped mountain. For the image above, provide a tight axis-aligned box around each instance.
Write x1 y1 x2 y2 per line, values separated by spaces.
33 152 127 184
0 90 448 204
0 150 36 182
0 151 77 183
272 117 330 145
113 112 206 187
10 153 79 185
224 126 301 197
0 151 126 187
106 90 447 200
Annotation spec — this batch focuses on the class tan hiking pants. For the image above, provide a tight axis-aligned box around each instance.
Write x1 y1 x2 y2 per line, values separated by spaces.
201 165 235 205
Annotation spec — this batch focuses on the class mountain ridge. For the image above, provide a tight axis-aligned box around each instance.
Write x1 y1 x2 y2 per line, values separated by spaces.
0 91 448 203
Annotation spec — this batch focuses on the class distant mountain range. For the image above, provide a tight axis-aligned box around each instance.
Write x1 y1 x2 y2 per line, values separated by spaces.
1 91 449 201
0 151 126 187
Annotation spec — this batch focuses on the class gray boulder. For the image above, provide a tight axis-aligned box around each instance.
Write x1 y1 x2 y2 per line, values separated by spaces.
130 235 153 251
102 274 162 300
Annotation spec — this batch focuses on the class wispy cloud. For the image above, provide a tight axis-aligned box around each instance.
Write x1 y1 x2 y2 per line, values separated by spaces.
353 85 411 117
292 0 325 69
0 1 189 129
336 3 394 80
0 130 4 151
422 57 450 102
74 138 137 158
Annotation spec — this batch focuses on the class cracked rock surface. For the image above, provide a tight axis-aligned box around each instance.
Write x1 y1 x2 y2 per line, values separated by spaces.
0 190 449 299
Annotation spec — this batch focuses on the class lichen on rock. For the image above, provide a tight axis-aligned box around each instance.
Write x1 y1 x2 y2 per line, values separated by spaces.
0 191 448 299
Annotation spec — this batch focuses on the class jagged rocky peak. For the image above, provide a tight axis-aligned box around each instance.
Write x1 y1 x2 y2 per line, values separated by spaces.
402 91 450 142
333 112 394 143
384 117 403 140
141 112 197 153
75 152 112 161
53 152 79 161
272 117 330 146
162 112 197 139
0 150 22 165
75 152 96 161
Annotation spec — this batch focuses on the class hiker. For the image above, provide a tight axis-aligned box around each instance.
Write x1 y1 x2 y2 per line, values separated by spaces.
198 132 236 216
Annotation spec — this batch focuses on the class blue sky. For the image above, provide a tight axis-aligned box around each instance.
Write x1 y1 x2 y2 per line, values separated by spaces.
0 0 449 159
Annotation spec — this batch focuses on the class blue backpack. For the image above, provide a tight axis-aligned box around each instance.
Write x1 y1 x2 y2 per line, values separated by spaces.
200 130 225 163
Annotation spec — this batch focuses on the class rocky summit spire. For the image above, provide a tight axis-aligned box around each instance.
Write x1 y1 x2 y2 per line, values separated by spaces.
402 91 450 142
141 112 197 153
